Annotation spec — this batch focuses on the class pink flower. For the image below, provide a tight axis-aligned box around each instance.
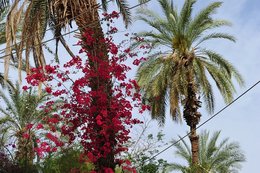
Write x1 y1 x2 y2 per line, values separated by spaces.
104 168 114 173
133 59 141 66
124 48 131 54
110 45 118 55
45 87 52 93
23 133 30 139
22 86 29 91
36 123 44 129
26 123 33 130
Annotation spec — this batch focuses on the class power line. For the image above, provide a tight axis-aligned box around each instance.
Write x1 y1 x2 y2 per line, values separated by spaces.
139 80 260 166
0 0 151 59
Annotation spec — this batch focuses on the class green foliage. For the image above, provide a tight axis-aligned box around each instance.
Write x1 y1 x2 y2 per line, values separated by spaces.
137 158 168 173
165 130 246 173
39 147 94 173
0 151 38 173
134 0 244 125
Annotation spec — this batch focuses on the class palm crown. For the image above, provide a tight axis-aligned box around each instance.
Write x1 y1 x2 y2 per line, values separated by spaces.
135 0 244 124
2 0 146 74
0 83 50 164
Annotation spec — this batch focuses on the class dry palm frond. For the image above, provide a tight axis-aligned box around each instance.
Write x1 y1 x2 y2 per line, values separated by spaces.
20 0 48 74
50 0 101 32
5 0 27 83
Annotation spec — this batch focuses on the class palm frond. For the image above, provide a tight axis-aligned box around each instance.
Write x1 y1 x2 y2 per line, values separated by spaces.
137 31 172 48
206 131 221 158
158 0 178 24
179 0 196 31
202 50 244 86
0 5 9 44
193 59 214 113
137 55 165 88
195 33 236 47
4 0 20 81
0 89 17 117
101 0 108 12
0 72 14 90
136 8 174 41
146 66 169 125
189 1 223 31
187 2 225 42
0 0 9 13
173 137 192 162
202 60 235 103
165 163 188 173
20 0 48 72
167 131 245 173
169 86 181 122
115 0 131 27
0 115 20 130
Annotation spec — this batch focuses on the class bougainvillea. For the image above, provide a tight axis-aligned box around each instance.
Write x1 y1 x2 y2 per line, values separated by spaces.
22 12 152 172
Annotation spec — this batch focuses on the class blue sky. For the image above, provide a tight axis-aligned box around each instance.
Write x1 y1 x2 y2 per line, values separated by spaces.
0 0 259 172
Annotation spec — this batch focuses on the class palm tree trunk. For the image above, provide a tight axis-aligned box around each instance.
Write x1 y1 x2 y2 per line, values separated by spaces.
189 125 199 165
71 0 115 170
183 63 201 168
15 130 35 172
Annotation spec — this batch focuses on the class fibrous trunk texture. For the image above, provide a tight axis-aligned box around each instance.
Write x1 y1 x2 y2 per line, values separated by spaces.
183 63 201 168
15 130 35 171
189 126 199 165
56 0 115 170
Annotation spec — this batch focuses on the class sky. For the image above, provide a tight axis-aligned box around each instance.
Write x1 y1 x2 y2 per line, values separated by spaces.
0 0 260 172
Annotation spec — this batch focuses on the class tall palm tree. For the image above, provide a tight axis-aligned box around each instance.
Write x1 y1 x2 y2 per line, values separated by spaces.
134 0 244 166
1 0 148 170
0 83 50 171
165 131 246 173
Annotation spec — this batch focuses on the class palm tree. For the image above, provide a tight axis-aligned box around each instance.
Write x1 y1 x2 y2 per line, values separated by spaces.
165 131 246 173
0 83 50 171
1 0 148 170
134 0 244 166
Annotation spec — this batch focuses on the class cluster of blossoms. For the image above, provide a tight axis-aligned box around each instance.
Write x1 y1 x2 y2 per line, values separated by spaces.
22 11 152 172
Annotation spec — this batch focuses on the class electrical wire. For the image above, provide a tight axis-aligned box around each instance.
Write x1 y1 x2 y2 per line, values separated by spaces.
138 80 260 166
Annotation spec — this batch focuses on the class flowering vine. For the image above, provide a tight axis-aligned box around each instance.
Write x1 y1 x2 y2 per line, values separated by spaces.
22 11 152 172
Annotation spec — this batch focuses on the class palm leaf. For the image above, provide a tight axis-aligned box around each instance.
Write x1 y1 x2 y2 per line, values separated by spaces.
166 131 245 172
